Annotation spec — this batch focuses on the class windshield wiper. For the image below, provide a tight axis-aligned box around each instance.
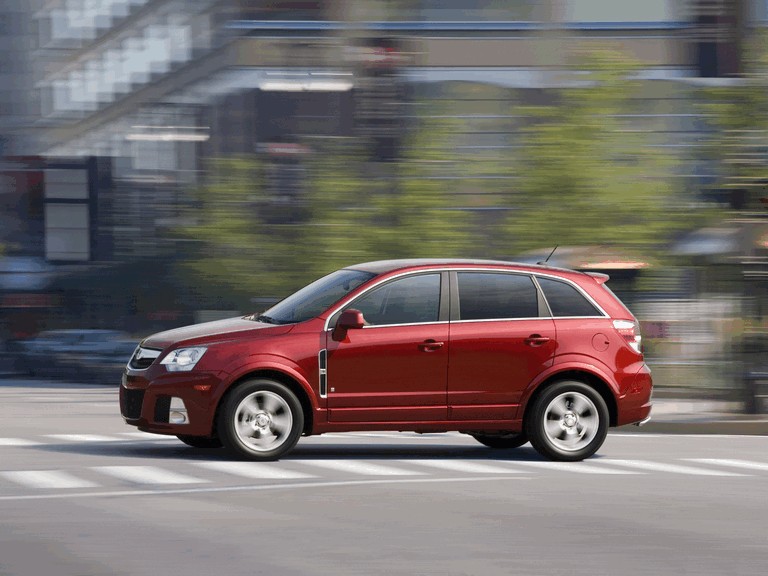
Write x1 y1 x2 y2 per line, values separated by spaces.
255 314 281 324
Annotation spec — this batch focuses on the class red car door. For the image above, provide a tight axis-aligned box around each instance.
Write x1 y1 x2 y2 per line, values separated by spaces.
447 271 556 421
325 273 449 422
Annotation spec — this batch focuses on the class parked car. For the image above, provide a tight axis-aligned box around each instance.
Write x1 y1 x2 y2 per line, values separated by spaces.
120 259 652 461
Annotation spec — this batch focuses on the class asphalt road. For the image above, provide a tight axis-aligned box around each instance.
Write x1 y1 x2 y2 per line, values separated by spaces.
1 379 767 576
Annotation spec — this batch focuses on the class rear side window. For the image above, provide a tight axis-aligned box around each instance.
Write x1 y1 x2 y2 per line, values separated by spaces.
537 277 601 317
457 272 539 320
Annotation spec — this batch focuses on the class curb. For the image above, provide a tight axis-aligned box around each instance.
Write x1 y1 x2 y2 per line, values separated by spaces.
627 420 768 435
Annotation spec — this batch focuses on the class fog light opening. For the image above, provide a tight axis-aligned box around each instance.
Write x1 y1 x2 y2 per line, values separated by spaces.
169 397 188 425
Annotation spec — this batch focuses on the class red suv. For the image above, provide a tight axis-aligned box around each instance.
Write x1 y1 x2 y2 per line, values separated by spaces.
121 259 652 461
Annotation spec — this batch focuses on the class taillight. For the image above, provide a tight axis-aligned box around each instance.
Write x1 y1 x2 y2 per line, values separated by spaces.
613 319 642 353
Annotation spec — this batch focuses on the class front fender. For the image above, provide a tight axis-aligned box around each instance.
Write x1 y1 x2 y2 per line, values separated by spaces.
215 353 319 412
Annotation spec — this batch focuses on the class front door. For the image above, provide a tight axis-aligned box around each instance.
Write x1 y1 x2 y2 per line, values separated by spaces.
326 273 449 422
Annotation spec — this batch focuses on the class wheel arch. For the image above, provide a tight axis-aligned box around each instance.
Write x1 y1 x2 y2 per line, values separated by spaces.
522 370 618 428
213 369 315 436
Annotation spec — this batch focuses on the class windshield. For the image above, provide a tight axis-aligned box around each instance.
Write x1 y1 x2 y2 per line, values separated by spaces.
256 269 377 324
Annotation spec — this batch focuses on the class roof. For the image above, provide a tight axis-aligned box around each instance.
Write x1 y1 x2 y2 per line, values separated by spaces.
346 258 576 275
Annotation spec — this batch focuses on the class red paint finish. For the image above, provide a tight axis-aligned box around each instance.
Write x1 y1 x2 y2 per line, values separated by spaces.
326 323 449 422
447 318 556 420
120 259 652 444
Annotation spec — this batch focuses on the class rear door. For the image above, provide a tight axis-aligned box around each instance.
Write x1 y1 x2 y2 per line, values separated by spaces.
447 271 556 421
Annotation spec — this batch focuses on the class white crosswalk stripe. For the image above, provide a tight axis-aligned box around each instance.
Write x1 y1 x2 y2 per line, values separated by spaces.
686 458 768 472
603 459 746 476
0 438 42 446
401 459 526 474
93 466 208 485
194 461 315 480
118 432 173 440
509 461 642 475
289 459 425 476
46 434 123 443
0 470 98 489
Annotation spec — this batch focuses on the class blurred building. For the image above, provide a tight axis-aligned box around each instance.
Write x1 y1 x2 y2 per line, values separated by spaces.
23 2 763 241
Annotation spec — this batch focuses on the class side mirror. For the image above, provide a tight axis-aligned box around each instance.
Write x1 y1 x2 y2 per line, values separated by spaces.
332 309 366 341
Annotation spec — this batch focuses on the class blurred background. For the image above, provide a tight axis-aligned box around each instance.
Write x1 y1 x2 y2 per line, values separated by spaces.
0 0 766 409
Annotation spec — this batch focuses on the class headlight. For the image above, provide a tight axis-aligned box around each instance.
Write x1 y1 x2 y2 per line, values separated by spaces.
160 347 207 372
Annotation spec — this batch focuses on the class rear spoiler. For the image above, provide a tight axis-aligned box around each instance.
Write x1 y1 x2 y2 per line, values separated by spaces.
584 272 610 285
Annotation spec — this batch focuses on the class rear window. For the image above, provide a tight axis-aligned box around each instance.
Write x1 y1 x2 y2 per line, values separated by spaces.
537 277 602 317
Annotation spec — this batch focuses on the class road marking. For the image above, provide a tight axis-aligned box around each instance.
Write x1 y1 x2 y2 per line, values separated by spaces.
510 461 643 475
604 459 746 477
686 458 768 472
0 475 531 502
46 434 123 443
194 461 315 480
0 470 98 489
118 432 169 440
401 459 526 474
290 459 425 476
93 466 208 485
0 438 42 446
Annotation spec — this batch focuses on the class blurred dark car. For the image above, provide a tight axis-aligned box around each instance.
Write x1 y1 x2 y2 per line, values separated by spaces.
18 329 136 381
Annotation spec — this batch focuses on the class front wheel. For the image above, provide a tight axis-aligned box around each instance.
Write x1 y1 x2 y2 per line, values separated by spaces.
470 432 528 449
217 379 304 461
526 381 608 461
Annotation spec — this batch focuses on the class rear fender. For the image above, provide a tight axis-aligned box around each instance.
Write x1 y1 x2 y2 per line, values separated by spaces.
518 355 620 417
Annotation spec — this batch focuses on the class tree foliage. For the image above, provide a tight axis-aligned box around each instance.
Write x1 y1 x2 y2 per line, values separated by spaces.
506 47 696 257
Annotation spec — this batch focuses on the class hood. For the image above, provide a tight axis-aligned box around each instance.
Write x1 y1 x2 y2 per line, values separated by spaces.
141 316 293 350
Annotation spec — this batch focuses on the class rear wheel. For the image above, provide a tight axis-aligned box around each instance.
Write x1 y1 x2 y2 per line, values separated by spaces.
470 432 528 449
217 379 304 461
176 435 223 449
526 380 608 461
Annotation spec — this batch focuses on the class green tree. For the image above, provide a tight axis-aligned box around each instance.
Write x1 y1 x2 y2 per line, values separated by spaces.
506 47 698 258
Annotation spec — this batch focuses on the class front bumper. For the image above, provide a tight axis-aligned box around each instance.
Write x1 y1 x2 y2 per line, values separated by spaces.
120 366 225 437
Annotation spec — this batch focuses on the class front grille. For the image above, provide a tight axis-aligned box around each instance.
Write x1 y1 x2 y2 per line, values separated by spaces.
121 388 145 419
129 346 162 370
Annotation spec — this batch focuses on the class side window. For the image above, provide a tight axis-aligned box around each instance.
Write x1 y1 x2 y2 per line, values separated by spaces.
457 272 538 320
348 274 441 326
537 277 601 317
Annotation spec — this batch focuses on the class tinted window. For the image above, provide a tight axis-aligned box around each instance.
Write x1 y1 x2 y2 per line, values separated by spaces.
457 273 538 320
537 277 601 317
348 274 441 326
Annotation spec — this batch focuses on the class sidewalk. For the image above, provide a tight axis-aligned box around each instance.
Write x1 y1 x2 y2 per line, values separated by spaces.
634 398 768 435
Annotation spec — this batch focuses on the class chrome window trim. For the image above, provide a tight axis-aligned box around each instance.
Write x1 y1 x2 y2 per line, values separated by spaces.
322 266 609 330
362 320 450 329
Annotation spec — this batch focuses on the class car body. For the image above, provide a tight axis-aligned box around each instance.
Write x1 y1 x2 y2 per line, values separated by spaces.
120 259 652 461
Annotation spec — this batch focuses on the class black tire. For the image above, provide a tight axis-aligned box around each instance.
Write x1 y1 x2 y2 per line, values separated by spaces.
176 435 223 449
470 432 529 449
525 380 609 462
217 379 304 461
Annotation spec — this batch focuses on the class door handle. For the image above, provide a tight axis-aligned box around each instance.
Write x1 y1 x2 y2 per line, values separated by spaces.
524 334 551 347
418 339 444 352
